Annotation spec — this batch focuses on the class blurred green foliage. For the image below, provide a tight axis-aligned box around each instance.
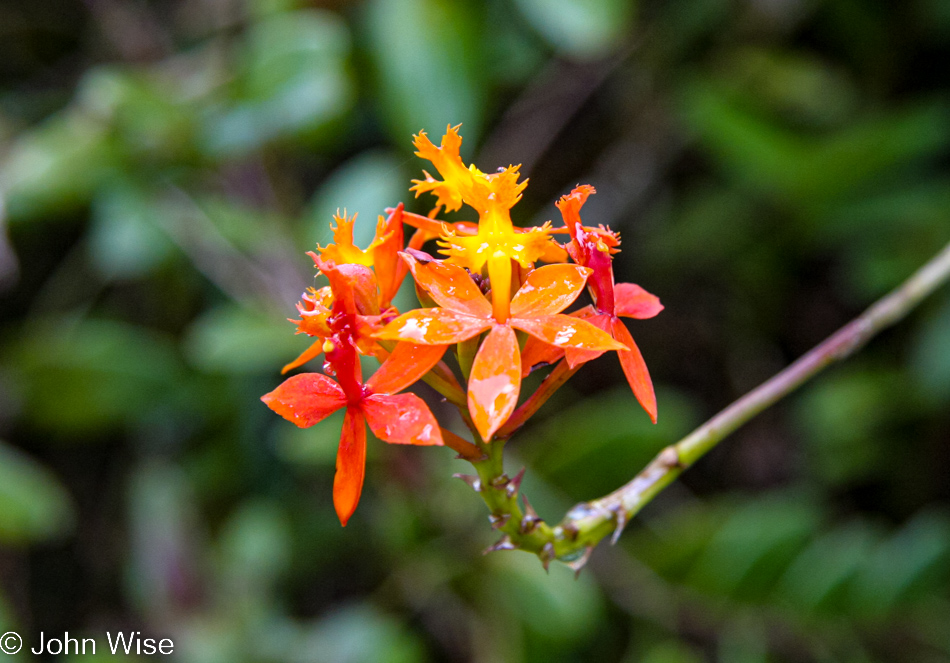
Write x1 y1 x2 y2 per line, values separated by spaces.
1 0 949 661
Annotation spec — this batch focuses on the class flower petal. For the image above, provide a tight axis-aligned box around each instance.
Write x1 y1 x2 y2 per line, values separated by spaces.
372 204 407 309
313 258 380 316
468 325 521 441
510 264 591 318
563 312 612 369
611 317 657 424
375 309 490 345
614 283 664 319
281 339 324 374
363 393 443 446
513 314 627 352
402 252 492 318
366 342 448 395
261 373 346 427
334 407 367 526
520 334 565 377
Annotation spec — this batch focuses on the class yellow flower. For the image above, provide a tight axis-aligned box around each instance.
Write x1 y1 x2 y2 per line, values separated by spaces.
411 125 560 321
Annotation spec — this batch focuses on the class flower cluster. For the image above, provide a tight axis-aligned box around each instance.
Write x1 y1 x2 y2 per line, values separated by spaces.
263 125 662 526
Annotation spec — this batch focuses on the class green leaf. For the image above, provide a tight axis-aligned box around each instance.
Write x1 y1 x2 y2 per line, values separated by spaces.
775 520 880 615
0 112 119 221
183 305 305 375
364 0 484 145
0 440 74 543
850 510 950 617
5 318 185 433
200 10 354 157
218 500 292 596
911 294 950 404
486 550 603 641
512 0 634 60
522 387 700 498
88 183 176 280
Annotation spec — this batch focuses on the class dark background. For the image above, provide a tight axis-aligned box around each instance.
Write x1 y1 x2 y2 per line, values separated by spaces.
1 0 950 661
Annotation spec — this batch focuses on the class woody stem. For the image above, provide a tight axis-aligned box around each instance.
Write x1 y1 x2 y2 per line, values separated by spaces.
550 239 950 558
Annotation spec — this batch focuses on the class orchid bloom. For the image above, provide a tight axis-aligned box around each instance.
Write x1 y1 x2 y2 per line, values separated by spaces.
376 252 626 441
411 126 564 322
526 185 663 422
316 204 408 310
263 334 446 525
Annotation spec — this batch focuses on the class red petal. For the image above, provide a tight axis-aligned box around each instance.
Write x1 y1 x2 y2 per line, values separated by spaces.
614 283 664 319
261 374 346 427
513 314 627 352
468 325 521 441
366 342 448 395
611 317 657 423
509 264 591 318
316 259 380 316
363 394 443 446
402 252 492 318
281 339 324 374
376 309 490 345
334 407 367 526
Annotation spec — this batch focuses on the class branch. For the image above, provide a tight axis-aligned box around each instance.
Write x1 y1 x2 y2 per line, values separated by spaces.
551 240 950 561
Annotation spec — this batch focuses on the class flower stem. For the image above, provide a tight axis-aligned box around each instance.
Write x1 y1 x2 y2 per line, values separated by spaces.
552 239 950 557
464 241 950 568
496 360 579 439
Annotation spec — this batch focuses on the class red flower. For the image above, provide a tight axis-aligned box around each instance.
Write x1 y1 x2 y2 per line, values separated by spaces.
524 185 663 422
262 338 446 526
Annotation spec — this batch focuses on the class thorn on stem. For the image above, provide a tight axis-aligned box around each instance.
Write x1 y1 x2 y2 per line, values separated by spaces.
488 513 510 530
520 494 541 534
505 468 526 498
490 473 510 489
453 474 482 492
539 542 556 572
564 546 594 578
483 535 516 554
609 505 629 545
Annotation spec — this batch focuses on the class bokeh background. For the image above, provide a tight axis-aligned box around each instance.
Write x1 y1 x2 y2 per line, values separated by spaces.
2 0 950 661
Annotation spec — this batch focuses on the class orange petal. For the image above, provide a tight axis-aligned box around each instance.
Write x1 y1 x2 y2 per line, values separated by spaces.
373 204 406 308
468 325 521 441
281 339 324 374
261 373 346 428
334 407 367 526
316 259 380 316
611 317 657 423
376 309 490 345
366 342 448 395
563 312 611 368
614 283 664 319
520 334 564 378
513 314 627 352
362 393 443 446
510 264 591 318
402 253 492 318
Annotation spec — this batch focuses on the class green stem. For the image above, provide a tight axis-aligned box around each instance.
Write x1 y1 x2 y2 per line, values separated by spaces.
461 240 950 569
552 239 950 557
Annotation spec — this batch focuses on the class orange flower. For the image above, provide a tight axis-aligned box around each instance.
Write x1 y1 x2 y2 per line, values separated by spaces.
376 252 626 440
411 126 563 321
526 185 662 422
281 257 388 373
263 337 446 525
315 204 408 310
